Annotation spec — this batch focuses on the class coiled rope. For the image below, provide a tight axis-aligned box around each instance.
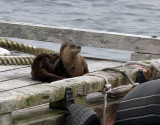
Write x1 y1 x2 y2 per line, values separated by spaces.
0 38 57 56
0 56 35 65
0 38 58 65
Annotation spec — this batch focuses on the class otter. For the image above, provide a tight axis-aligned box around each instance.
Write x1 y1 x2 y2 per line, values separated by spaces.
31 42 89 82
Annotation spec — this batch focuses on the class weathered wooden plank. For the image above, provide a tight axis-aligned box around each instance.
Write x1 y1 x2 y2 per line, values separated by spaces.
131 53 151 61
12 105 67 125
0 65 29 72
131 53 160 61
0 77 41 92
0 21 160 54
0 63 152 114
0 75 107 114
0 66 31 82
86 58 124 72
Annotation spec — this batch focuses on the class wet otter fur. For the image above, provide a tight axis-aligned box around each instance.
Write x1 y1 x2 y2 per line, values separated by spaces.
31 42 89 82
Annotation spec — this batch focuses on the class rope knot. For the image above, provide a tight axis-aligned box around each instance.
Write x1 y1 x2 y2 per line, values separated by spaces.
103 84 112 94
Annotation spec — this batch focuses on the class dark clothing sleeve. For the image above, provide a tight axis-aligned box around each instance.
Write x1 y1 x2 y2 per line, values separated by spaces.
115 79 160 125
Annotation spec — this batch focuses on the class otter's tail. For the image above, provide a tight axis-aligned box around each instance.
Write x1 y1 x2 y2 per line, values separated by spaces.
34 68 65 83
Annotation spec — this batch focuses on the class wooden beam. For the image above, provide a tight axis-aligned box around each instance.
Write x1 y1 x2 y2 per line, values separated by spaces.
0 66 30 82
0 77 41 92
0 63 152 114
0 65 28 72
131 53 160 61
0 21 160 54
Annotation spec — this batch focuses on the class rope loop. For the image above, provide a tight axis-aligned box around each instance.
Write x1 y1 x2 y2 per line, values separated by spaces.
0 38 59 65
0 38 58 56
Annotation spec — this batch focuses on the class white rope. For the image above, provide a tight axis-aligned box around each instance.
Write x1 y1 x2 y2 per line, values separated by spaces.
125 60 160 80
85 73 111 125
123 61 152 68
103 93 108 125
124 60 160 73
150 61 160 72
118 69 139 86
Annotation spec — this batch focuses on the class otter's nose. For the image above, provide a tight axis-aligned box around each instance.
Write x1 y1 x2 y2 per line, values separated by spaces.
77 46 81 49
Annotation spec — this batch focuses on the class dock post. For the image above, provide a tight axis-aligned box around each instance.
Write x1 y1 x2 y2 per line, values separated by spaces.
0 113 12 125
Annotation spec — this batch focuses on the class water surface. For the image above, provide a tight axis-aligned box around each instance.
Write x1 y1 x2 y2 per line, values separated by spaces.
0 0 159 37
0 0 159 61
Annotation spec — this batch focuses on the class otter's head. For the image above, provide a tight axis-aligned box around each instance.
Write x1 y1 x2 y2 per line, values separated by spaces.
60 42 81 55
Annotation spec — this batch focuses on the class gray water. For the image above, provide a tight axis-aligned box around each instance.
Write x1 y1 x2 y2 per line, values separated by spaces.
0 0 160 37
0 0 159 61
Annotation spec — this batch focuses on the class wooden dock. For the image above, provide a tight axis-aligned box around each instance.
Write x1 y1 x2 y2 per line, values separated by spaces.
0 59 123 93
0 58 125 125
1 56 158 125
0 21 160 125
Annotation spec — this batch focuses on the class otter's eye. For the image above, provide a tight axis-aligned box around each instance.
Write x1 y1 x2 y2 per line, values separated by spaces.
70 45 74 48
